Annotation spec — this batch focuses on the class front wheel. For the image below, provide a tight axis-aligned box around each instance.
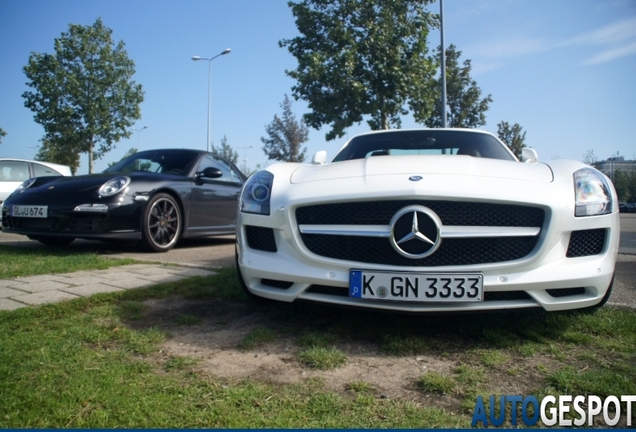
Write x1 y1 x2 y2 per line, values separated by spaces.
141 193 182 252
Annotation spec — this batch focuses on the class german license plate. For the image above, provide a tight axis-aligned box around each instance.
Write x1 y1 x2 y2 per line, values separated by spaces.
349 270 483 302
11 205 48 218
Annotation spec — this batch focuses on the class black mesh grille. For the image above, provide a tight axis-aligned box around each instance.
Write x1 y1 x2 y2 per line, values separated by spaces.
301 234 538 266
305 285 533 302
566 229 606 258
297 200 544 227
2 214 107 232
245 225 277 252
484 291 532 301
261 279 293 289
296 200 544 267
547 287 585 298
307 285 349 297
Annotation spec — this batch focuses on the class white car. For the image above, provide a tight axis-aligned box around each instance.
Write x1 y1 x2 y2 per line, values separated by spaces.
236 129 619 313
0 158 72 225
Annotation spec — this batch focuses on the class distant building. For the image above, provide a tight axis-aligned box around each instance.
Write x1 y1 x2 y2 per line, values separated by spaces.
594 156 636 182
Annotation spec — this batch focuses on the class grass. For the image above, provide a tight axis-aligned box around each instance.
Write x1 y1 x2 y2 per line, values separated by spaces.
239 326 276 350
0 246 635 427
0 244 139 279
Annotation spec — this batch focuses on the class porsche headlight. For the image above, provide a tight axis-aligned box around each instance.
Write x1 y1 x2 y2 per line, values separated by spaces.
98 176 130 197
240 170 273 215
10 178 37 196
574 168 612 217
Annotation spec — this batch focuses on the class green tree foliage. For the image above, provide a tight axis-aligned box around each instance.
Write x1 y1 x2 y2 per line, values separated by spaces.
613 167 636 203
35 138 81 175
281 0 437 140
0 127 6 144
22 18 144 174
423 44 492 128
261 94 309 162
210 135 239 165
107 147 138 167
497 121 527 159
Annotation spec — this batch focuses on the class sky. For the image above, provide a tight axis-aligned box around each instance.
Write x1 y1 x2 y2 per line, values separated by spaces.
1 0 635 175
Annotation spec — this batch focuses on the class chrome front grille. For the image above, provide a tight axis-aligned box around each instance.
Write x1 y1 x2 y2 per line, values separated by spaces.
296 200 545 267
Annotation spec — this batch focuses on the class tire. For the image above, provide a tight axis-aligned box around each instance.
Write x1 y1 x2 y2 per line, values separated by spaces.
141 193 182 252
32 236 75 247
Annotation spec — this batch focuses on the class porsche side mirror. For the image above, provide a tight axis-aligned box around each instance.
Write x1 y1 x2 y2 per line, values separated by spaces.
200 167 223 178
521 148 538 164
311 150 327 165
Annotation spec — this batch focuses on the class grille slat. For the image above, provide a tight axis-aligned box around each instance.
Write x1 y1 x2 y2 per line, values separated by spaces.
296 200 544 267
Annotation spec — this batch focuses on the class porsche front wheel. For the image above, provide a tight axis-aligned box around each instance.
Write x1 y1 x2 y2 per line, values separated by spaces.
141 193 182 252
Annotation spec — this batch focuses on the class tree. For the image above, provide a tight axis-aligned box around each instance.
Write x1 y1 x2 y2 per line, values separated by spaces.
0 127 6 145
582 149 600 167
261 94 309 162
35 138 81 175
210 135 239 165
423 44 492 128
281 0 437 140
23 18 144 174
108 147 138 167
497 121 527 159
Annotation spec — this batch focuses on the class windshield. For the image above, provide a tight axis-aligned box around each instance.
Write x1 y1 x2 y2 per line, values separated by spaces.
332 130 517 162
104 149 201 176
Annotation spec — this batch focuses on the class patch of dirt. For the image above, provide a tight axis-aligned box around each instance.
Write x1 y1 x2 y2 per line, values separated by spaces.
127 295 559 411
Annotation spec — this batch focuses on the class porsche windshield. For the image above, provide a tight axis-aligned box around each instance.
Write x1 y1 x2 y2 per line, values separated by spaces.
104 150 200 175
332 130 516 162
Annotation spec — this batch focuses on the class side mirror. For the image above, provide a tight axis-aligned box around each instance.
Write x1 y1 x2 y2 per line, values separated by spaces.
311 150 327 165
200 167 223 178
521 148 538 164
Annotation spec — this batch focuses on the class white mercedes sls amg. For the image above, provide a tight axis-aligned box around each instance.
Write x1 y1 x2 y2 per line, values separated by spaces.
236 129 619 313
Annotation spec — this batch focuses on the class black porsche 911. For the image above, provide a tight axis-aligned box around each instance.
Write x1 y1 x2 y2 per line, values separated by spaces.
1 148 246 252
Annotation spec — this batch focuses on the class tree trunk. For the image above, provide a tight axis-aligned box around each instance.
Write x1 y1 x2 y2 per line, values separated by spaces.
88 139 94 174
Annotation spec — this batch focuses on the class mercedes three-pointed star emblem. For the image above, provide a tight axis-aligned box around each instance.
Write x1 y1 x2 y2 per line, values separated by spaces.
389 205 442 259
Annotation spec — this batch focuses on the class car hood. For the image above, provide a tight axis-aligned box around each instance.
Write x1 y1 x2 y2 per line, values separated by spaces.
289 155 554 184
12 172 178 202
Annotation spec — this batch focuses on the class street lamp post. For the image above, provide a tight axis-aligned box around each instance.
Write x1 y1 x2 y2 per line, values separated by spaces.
133 125 148 148
192 48 231 152
238 145 253 173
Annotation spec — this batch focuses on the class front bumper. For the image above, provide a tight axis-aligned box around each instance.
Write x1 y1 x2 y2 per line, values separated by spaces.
237 211 619 313
2 200 144 241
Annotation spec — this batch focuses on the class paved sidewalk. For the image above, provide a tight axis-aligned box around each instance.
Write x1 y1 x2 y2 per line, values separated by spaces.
0 264 214 311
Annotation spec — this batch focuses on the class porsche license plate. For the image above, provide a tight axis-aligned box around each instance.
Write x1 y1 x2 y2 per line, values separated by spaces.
349 270 483 302
11 205 48 218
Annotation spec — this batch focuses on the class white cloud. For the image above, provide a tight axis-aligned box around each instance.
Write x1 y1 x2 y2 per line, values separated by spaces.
584 40 636 64
564 16 636 47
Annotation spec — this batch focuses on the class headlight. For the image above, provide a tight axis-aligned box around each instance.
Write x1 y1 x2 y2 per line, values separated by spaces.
574 168 612 217
98 176 130 197
10 178 37 197
240 171 273 215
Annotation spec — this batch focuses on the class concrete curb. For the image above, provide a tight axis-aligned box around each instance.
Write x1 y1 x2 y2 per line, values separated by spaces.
0 264 215 311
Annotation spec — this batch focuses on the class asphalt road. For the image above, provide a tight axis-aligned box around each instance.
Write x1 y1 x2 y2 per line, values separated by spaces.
1 214 635 309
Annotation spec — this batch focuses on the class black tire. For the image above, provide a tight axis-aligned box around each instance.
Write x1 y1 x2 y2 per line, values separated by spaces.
32 236 75 247
141 193 182 252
